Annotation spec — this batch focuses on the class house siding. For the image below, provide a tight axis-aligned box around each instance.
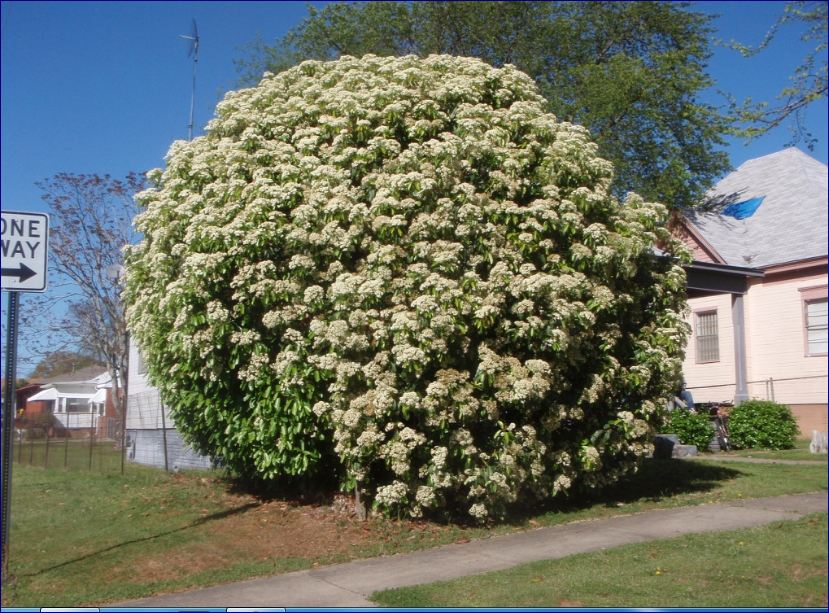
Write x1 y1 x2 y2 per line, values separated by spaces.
744 272 827 403
675 223 719 263
684 270 828 436
126 338 213 470
683 293 737 402
127 339 156 398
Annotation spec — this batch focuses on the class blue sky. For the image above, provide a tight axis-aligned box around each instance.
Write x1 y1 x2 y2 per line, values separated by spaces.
2 1 827 218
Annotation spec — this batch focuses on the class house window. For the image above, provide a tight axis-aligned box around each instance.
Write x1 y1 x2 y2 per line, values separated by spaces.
66 398 90 413
695 310 719 363
805 298 828 356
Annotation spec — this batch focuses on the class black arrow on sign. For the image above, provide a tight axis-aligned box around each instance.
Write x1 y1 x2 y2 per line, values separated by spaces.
1 263 36 282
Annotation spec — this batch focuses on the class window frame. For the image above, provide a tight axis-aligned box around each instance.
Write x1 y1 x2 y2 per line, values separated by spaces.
694 309 720 364
801 285 828 357
65 397 92 413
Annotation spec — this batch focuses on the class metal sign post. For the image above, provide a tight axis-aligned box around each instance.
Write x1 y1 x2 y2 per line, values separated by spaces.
2 292 20 577
1 210 49 578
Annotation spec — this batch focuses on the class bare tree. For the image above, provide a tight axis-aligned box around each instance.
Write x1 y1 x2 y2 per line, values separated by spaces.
23 173 144 442
726 1 827 148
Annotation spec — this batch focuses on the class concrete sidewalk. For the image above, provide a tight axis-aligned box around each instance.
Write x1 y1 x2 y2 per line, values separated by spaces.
120 492 827 608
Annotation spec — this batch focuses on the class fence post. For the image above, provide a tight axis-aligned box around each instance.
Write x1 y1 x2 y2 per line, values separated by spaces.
769 377 775 402
121 382 128 476
64 436 69 468
160 400 169 472
88 425 95 470
44 432 50 469
28 437 33 464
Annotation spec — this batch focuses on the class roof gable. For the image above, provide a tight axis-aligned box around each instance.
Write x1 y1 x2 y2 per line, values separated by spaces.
686 148 828 268
673 218 726 264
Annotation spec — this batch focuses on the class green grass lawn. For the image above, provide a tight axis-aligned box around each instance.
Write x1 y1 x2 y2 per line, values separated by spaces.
13 438 125 472
3 457 826 607
722 438 828 462
372 513 828 608
524 457 828 527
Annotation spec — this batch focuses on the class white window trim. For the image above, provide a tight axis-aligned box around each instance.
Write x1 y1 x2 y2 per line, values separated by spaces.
801 285 828 357
694 309 720 364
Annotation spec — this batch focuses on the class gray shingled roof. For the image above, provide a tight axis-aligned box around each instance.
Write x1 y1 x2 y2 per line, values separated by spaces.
686 148 828 268
29 365 108 385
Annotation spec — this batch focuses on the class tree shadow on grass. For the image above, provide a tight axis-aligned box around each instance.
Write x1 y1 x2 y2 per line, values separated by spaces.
591 458 744 505
505 458 746 526
468 459 745 526
15 502 261 579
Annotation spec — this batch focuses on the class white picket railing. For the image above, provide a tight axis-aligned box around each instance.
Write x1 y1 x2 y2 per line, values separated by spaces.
54 412 97 429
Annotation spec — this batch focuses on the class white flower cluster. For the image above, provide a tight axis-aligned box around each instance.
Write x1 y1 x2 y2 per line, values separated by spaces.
124 54 689 521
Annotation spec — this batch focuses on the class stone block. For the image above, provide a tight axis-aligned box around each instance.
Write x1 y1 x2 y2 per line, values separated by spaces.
653 434 678 459
672 444 698 458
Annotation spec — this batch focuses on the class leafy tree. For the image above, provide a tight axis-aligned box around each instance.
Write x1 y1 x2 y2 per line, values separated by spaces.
24 173 145 441
725 1 827 148
28 350 103 379
125 55 689 520
236 1 731 210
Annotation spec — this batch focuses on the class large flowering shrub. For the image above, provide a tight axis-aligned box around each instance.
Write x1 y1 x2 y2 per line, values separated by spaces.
124 55 689 520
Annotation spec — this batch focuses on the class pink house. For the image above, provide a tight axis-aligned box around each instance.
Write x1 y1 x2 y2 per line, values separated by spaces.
676 148 827 436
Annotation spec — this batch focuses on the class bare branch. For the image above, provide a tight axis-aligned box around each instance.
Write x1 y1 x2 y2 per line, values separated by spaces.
22 172 146 441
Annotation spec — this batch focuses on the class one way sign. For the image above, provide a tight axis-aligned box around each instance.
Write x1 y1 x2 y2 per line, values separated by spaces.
1 211 49 292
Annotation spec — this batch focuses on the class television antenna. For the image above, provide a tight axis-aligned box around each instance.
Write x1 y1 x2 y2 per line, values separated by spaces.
179 19 200 140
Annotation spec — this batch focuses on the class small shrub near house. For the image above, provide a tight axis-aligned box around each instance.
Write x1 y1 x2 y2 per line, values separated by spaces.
21 413 56 440
663 409 712 450
728 400 798 450
124 54 690 521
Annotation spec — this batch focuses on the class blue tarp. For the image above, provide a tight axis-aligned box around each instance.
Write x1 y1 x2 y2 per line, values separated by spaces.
723 196 765 220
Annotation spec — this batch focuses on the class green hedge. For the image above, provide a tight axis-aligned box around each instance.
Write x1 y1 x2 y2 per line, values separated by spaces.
663 409 712 450
728 400 798 450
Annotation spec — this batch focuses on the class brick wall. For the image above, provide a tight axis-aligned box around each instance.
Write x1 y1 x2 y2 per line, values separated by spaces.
790 404 829 438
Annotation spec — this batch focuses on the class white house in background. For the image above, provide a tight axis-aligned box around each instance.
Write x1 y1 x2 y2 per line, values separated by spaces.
676 148 828 436
126 339 213 470
25 368 118 438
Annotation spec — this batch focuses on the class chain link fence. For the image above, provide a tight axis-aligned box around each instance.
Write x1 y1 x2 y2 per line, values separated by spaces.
126 388 214 472
12 388 214 474
687 374 828 403
12 424 124 473
687 373 828 436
